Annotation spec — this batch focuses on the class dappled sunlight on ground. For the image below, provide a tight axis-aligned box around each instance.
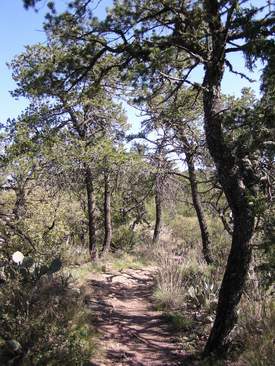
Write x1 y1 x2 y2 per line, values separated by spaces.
82 267 194 366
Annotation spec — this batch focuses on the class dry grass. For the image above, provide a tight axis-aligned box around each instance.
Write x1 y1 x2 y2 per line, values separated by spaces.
149 218 274 365
152 236 186 310
236 289 275 366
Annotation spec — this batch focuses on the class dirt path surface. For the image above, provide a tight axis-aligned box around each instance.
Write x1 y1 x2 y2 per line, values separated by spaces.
84 266 185 366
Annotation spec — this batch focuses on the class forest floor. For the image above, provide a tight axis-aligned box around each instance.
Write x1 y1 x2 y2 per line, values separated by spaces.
80 264 191 366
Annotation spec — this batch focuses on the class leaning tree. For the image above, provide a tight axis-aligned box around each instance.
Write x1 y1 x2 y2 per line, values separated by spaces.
21 0 275 354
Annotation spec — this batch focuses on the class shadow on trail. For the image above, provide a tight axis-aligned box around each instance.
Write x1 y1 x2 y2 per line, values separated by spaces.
85 270 197 365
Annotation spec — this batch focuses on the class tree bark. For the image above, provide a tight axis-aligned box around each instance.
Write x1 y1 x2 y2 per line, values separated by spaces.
186 153 213 264
202 0 255 354
101 169 112 257
85 165 97 260
153 173 162 244
204 203 254 354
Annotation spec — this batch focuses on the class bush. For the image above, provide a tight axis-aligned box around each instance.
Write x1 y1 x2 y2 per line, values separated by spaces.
163 311 195 331
0 255 93 365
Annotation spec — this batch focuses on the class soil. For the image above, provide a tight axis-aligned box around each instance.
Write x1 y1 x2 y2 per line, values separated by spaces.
83 266 190 366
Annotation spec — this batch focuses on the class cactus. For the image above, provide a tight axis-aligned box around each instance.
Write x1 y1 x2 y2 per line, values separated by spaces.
38 264 49 277
22 257 34 268
5 339 22 353
47 258 62 274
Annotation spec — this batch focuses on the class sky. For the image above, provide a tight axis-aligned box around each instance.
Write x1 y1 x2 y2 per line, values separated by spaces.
0 0 266 132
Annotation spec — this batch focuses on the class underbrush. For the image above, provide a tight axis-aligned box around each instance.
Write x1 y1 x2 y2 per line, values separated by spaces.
237 288 275 366
0 255 95 365
62 242 91 267
153 239 219 314
167 215 231 265
111 223 152 252
152 219 274 364
104 251 148 271
163 311 195 332
67 261 106 283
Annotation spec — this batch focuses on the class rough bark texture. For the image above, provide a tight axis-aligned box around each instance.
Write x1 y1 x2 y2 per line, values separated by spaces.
186 153 213 264
153 173 162 244
202 0 255 354
85 166 97 260
101 170 112 257
204 205 254 354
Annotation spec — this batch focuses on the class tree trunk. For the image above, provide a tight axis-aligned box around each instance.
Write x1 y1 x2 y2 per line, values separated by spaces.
204 203 254 354
153 173 162 244
202 67 255 354
101 170 112 257
186 153 213 264
85 165 97 260
202 0 255 354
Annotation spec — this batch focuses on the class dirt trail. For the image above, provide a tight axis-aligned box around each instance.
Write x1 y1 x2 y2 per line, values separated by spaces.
84 266 186 366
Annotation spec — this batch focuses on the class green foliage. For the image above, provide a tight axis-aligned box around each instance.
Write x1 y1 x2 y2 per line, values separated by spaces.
111 252 146 271
0 256 93 365
6 0 275 363
163 312 195 332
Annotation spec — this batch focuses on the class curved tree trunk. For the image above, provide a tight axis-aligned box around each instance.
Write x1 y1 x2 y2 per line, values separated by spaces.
153 173 162 244
85 165 97 260
202 0 256 354
101 170 112 257
204 203 254 354
186 153 213 264
203 70 255 354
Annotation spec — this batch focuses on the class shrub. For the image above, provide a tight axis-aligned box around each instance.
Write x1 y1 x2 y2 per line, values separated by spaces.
0 254 93 365
163 311 195 331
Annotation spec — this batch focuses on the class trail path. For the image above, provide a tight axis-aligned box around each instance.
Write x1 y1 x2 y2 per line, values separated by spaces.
84 266 186 366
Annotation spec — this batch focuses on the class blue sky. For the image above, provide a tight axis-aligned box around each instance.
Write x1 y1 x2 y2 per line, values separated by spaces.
0 0 111 123
0 0 265 131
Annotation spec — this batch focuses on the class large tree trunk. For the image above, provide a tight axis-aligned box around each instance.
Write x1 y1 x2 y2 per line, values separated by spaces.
202 0 255 354
101 170 112 257
153 173 162 244
203 68 255 355
186 153 213 264
85 165 97 260
204 202 254 354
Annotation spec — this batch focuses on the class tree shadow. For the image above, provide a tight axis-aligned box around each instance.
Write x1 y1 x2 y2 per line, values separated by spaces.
84 271 200 365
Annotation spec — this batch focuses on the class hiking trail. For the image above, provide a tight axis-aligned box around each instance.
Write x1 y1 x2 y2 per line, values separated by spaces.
83 266 187 366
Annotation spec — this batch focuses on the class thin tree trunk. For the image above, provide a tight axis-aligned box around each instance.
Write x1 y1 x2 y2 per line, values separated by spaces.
153 173 162 244
186 153 213 264
85 165 97 260
101 170 112 257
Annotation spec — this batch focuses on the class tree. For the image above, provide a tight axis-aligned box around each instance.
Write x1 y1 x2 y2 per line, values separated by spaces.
142 87 215 263
81 0 273 353
21 0 275 353
9 36 126 259
97 0 274 353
